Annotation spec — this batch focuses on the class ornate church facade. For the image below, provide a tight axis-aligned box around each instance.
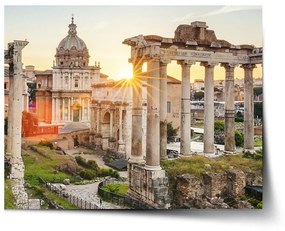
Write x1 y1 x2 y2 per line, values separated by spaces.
36 17 108 126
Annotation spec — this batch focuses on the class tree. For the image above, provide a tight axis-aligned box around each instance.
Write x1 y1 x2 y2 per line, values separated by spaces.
167 122 179 141
235 111 244 122
27 82 36 103
254 87 263 96
193 91 204 101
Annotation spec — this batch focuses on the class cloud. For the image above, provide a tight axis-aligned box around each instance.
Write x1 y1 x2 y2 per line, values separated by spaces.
171 6 261 23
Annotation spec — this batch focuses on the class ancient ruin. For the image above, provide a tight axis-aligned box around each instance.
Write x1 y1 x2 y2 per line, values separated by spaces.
5 40 29 208
123 21 263 208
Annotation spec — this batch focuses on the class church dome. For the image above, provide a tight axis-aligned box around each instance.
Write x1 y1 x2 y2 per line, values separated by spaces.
55 17 90 68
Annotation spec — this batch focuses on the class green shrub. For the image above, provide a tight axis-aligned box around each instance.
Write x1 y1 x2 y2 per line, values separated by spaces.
243 150 262 160
79 169 95 180
256 202 263 209
235 130 244 147
214 120 225 131
97 168 119 179
75 156 99 170
38 140 54 149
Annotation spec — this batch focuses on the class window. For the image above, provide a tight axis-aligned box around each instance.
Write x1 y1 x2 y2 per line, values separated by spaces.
74 79 79 88
65 77 68 85
4 82 7 90
167 101 171 113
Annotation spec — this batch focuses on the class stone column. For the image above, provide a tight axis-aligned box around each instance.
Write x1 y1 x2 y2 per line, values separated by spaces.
110 110 114 137
6 66 14 160
146 58 161 170
52 97 55 123
6 40 29 209
71 97 74 121
118 107 125 155
81 98 85 121
178 60 194 156
242 64 256 151
159 61 169 160
87 98 90 121
130 61 144 164
56 97 60 122
222 63 236 153
97 106 101 133
201 62 217 155
62 98 65 121
68 98 71 121
118 107 123 142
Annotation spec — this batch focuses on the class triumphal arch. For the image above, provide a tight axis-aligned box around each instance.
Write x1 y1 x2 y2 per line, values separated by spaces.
123 21 262 209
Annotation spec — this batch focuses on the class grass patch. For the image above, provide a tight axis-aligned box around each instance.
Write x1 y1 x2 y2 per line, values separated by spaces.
4 179 16 209
101 184 128 196
161 154 262 180
22 147 78 186
43 189 78 209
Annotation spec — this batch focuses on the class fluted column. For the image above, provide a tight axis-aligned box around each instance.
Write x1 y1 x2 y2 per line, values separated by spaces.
243 64 256 151
130 61 144 163
146 57 161 170
201 62 217 155
178 60 194 156
159 61 169 160
222 63 236 153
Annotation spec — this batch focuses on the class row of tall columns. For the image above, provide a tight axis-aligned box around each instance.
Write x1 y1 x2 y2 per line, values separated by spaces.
52 97 91 123
201 62 256 154
129 58 256 162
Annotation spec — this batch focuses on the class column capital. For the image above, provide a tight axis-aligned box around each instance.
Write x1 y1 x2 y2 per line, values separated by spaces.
221 62 238 70
177 59 195 66
200 61 218 68
160 57 171 66
241 63 256 70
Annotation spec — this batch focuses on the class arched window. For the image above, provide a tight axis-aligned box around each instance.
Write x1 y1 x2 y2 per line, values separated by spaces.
74 78 79 88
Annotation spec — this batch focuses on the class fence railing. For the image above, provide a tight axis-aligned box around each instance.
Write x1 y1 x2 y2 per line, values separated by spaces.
97 178 155 209
39 177 100 210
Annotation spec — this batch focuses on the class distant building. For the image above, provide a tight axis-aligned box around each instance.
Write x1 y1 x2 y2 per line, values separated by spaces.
35 17 108 126
194 79 204 91
90 75 182 158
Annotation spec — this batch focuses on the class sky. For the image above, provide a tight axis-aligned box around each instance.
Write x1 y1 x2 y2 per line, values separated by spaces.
4 5 262 82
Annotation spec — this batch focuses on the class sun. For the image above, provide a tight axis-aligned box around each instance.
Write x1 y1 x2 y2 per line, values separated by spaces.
115 67 133 80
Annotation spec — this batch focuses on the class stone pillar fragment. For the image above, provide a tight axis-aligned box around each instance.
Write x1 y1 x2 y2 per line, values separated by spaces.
201 62 216 155
159 61 168 160
222 63 236 153
242 64 256 151
178 60 194 156
130 61 144 164
6 66 14 160
146 58 161 170
6 40 29 209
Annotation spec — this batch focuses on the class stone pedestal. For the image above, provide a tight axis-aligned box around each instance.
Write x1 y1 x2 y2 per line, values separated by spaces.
128 163 170 209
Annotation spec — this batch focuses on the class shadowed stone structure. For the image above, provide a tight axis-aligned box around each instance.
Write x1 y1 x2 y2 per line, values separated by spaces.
123 21 262 208
5 40 29 209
